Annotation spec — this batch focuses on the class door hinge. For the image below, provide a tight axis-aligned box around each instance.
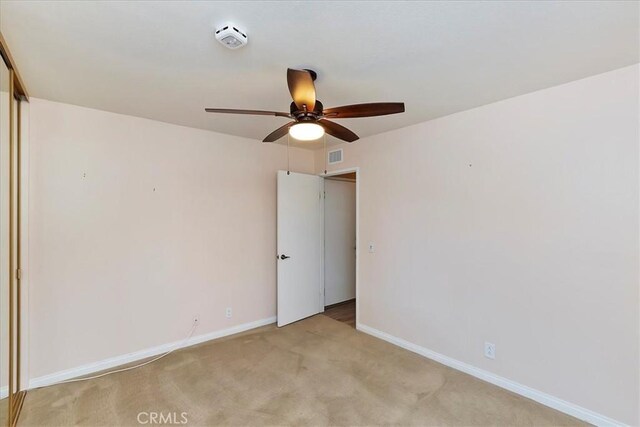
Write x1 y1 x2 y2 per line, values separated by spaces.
16 269 21 280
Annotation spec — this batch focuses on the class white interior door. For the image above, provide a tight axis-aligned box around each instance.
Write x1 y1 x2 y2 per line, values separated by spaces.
277 170 324 327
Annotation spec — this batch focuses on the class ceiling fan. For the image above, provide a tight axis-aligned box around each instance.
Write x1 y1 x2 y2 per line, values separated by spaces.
205 68 405 143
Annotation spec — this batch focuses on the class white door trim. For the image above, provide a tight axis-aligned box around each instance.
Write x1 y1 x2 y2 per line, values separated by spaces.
320 167 359 325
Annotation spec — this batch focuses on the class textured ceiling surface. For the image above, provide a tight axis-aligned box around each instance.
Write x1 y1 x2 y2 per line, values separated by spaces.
1 1 638 148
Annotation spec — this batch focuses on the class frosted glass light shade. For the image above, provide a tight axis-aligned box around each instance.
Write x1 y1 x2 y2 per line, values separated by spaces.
289 122 325 141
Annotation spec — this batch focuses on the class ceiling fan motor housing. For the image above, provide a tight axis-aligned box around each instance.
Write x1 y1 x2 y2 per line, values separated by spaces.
214 24 248 49
291 100 323 119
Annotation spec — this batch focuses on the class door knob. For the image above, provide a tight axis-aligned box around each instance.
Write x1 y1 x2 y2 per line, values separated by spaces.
279 254 291 260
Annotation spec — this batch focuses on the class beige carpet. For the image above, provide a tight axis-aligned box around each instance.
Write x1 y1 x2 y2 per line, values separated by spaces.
0 398 7 425
19 315 583 426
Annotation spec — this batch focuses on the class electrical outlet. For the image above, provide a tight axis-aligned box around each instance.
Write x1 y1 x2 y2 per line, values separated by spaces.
484 342 496 359
225 307 232 318
368 242 375 253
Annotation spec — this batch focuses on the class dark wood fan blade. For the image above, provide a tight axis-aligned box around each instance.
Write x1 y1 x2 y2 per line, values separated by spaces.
263 122 294 143
205 108 291 118
322 102 405 119
287 69 316 112
318 119 359 143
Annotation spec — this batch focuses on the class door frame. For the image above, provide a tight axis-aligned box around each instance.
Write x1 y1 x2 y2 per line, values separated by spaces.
1 31 29 427
320 167 360 328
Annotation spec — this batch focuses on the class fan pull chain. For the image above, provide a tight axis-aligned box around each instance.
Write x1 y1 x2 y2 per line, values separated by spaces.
323 133 327 175
286 133 291 175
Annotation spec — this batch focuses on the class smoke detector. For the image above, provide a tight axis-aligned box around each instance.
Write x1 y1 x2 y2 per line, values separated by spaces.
215 24 248 49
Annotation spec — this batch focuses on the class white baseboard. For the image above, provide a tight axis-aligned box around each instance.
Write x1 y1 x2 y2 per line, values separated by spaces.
356 323 623 427
29 316 276 389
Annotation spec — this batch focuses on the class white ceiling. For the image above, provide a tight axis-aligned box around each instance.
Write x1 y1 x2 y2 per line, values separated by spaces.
1 1 638 148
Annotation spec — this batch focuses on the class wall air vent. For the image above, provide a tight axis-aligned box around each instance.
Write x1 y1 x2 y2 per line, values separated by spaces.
328 148 343 165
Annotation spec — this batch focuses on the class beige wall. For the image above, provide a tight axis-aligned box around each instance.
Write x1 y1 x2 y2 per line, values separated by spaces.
27 98 315 379
26 63 639 423
315 65 639 424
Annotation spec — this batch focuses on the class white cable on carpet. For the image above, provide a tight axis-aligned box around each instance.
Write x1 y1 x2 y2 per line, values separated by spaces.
54 321 198 386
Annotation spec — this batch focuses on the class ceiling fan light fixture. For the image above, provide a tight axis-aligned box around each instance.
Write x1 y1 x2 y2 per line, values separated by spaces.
289 122 325 141
205 68 405 143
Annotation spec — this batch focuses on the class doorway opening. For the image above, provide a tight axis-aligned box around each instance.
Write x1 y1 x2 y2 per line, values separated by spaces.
322 170 357 328
275 169 358 328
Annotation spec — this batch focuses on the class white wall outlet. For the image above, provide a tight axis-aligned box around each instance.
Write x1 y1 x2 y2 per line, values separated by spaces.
368 242 375 253
225 307 232 318
484 342 496 359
